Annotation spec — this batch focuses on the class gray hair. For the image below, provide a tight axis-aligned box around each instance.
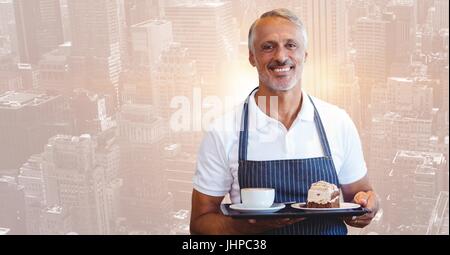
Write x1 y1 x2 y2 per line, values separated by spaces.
248 8 308 52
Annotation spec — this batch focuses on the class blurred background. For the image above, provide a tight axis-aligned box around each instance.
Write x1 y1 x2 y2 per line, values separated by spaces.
0 0 448 235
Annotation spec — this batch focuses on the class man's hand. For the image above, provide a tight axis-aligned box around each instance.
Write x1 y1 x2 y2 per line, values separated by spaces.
345 191 379 228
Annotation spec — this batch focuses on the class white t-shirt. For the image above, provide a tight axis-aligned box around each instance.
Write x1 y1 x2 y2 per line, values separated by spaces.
193 89 367 204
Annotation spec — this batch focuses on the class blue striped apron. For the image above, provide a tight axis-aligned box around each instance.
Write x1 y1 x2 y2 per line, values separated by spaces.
238 88 347 235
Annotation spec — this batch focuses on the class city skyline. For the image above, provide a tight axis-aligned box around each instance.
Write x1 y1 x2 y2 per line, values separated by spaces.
0 0 448 235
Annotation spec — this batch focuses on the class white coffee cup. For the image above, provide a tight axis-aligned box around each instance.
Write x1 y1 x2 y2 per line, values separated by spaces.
240 188 275 208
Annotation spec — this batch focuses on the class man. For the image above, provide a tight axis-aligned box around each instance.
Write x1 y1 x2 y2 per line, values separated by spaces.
190 8 379 235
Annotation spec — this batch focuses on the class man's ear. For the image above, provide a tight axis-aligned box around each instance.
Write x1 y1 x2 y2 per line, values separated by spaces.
249 50 256 67
304 52 308 63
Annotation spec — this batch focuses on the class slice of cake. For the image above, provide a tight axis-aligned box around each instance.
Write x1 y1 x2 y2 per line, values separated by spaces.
306 181 340 208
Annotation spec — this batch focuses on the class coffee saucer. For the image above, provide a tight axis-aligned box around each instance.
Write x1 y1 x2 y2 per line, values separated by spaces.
229 203 286 213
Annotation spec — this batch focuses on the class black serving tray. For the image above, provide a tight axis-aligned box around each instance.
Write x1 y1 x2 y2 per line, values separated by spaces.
220 203 369 219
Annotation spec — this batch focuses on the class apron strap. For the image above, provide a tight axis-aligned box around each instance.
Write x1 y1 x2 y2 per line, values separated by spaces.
238 88 335 161
238 87 257 161
308 95 333 159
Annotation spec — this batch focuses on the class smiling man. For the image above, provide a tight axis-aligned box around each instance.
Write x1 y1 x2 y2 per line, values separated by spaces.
190 8 379 235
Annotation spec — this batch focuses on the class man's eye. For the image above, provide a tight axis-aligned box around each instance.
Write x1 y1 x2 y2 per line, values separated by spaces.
262 44 274 51
287 43 297 49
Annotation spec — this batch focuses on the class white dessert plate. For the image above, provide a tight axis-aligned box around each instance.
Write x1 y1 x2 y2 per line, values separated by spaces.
229 203 286 213
291 202 361 211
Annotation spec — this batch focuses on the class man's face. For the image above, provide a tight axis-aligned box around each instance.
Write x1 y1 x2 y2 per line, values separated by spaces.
249 17 307 91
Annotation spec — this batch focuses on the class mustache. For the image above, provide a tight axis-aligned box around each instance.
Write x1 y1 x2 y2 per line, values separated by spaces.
267 59 294 68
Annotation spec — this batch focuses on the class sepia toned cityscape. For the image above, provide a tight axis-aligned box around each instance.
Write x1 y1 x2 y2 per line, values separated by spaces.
0 0 448 235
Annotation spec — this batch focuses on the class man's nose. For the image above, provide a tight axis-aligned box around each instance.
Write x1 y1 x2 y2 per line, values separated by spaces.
274 47 289 63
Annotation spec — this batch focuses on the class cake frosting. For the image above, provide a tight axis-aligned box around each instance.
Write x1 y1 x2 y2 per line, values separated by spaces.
306 181 340 208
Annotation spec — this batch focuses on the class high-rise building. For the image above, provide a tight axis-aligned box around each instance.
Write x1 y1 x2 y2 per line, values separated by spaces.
59 0 70 42
13 0 64 64
130 20 173 68
163 144 196 211
442 66 449 117
426 191 449 235
165 1 237 95
417 0 434 25
0 176 26 234
295 0 348 101
354 16 388 128
348 0 371 27
68 0 123 103
42 134 116 234
70 89 116 135
386 150 447 234
121 68 154 105
0 91 70 170
433 0 449 33
0 56 21 93
369 112 433 192
124 0 162 26
123 0 163 64
413 163 439 232
152 42 203 153
153 43 197 119
95 127 122 232
0 0 15 37
38 42 71 95
386 77 433 117
387 1 416 63
40 205 72 234
329 63 362 129
17 154 46 234
117 104 173 233
17 63 39 90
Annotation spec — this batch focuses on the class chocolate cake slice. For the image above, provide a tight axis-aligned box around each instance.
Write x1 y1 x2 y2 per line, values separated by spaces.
306 181 340 208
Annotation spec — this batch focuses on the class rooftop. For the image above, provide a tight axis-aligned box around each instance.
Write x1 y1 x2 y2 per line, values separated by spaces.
394 150 446 167
0 91 58 109
49 134 92 144
132 19 171 28
46 205 63 215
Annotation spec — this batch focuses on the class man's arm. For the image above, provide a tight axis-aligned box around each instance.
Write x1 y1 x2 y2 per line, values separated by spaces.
190 189 302 235
341 174 380 228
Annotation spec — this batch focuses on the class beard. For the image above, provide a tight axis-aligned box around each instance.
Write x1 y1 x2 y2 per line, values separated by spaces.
259 74 298 91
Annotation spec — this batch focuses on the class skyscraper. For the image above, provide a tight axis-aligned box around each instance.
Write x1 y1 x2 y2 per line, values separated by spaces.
124 0 162 26
433 0 449 33
417 0 434 25
13 0 64 64
329 63 362 129
130 20 173 68
163 144 196 211
37 42 71 95
118 104 173 233
0 91 70 170
42 134 116 234
354 16 388 128
0 0 15 38
387 150 446 234
70 89 116 135
295 0 348 101
40 205 72 234
165 1 237 95
0 176 26 234
387 1 416 63
68 0 123 103
18 154 46 234
153 42 202 153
